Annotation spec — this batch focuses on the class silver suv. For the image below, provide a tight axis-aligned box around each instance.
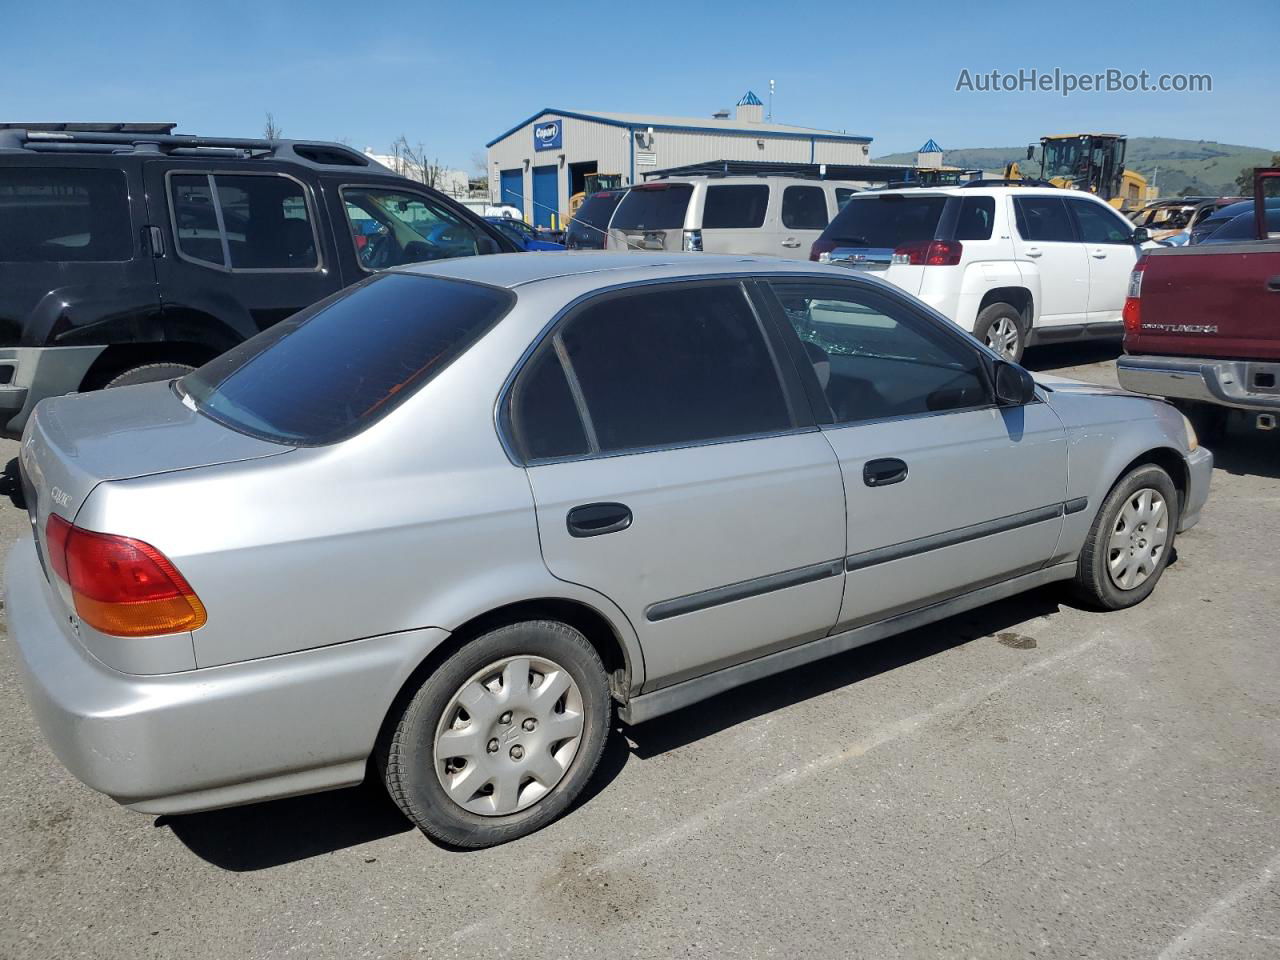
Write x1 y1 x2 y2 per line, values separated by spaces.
8 253 1212 847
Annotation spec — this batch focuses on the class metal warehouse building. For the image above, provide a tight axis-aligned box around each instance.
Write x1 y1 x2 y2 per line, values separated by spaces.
485 92 873 228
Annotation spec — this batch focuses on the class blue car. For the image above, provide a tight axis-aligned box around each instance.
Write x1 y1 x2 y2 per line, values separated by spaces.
484 216 565 251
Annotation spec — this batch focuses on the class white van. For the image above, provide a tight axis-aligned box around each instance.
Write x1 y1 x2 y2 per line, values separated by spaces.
459 200 523 220
606 176 860 259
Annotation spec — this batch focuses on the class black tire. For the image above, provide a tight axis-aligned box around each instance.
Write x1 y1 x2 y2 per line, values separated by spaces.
1073 464 1179 610
380 620 611 848
973 303 1027 363
103 362 196 389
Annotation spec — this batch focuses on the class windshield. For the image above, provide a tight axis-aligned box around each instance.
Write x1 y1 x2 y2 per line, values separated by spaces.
821 195 947 247
611 184 693 231
181 273 513 445
1041 139 1087 180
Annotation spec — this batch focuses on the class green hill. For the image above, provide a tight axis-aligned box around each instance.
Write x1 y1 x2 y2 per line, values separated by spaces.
874 137 1277 196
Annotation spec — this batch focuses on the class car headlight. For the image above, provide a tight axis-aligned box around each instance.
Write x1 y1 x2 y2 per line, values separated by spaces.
1182 413 1199 451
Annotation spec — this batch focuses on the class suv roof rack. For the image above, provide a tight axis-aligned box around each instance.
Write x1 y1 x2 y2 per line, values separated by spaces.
957 178 1057 189
0 125 383 171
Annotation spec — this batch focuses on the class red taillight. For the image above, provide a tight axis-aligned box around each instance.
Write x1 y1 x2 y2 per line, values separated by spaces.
892 239 963 266
1123 260 1147 334
810 237 836 262
44 515 207 637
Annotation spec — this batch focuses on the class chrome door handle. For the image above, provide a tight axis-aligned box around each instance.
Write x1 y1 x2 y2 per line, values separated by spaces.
1025 247 1043 258
781 239 802 248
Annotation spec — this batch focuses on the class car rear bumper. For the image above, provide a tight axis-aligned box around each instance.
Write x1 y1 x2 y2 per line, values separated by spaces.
1118 354 1280 412
1179 445 1213 533
5 535 449 814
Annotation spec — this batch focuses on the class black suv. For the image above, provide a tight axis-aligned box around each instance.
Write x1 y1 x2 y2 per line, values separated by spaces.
0 123 516 439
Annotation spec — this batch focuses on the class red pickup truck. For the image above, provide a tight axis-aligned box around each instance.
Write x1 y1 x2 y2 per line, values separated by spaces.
1118 169 1280 439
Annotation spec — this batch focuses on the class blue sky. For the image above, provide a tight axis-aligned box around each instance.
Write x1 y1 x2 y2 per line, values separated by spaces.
5 0 1275 168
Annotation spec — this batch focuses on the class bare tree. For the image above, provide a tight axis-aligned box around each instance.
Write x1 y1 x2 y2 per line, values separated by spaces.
263 112 283 140
390 135 446 190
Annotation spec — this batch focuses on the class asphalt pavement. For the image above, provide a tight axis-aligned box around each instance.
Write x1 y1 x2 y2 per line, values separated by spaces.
1 344 1277 960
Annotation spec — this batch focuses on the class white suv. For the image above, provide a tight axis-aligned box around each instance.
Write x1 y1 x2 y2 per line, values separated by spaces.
607 176 861 260
810 186 1149 361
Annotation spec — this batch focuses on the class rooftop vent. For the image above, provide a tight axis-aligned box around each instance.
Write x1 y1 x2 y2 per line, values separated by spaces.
712 108 730 119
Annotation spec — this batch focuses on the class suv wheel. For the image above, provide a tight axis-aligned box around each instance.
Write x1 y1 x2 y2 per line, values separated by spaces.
1073 464 1179 610
103 362 196 389
380 620 611 848
974 303 1027 363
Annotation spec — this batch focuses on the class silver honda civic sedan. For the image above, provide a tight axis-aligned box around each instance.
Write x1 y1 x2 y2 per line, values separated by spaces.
7 253 1212 847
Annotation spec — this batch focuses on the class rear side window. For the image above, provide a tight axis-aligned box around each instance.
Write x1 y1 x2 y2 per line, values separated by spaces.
537 284 791 455
169 173 319 270
610 184 693 230
702 185 769 229
0 167 132 262
1014 197 1076 243
822 195 946 247
835 188 859 210
954 196 995 240
781 186 829 230
510 346 590 460
182 273 513 445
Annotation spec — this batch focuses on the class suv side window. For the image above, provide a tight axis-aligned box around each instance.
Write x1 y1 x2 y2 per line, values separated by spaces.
521 284 792 457
1067 198 1134 244
835 187 859 210
0 167 132 262
701 185 769 229
168 172 319 270
954 196 995 240
781 186 829 230
341 186 484 270
768 281 990 424
1013 196 1076 243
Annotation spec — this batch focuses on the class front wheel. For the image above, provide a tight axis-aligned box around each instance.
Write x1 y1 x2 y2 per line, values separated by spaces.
973 303 1027 363
380 620 611 848
1073 464 1179 610
102 362 196 389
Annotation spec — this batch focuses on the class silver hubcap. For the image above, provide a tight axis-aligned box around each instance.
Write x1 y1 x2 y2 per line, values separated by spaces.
986 317 1020 359
1107 488 1169 590
434 655 585 816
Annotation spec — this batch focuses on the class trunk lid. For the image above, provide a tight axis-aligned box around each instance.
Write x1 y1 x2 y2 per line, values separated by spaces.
20 380 289 579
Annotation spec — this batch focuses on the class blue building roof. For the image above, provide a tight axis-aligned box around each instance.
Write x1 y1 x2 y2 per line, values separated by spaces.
738 90 764 106
919 138 943 153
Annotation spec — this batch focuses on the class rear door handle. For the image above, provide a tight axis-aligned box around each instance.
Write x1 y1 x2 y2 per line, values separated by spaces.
1025 247 1043 258
1268 275 1280 292
1091 248 1107 258
863 458 908 487
781 238 802 248
566 502 632 538
145 225 165 258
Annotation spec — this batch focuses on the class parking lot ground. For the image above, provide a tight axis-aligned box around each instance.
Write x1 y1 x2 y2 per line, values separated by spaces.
1 345 1278 960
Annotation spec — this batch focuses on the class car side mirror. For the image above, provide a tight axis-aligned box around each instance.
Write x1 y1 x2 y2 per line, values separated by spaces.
994 361 1036 406
1131 226 1151 244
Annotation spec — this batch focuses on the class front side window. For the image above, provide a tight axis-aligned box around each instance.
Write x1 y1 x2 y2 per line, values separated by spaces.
769 281 990 424
341 187 484 269
1013 197 1076 243
0 167 131 262
781 186 829 230
702 185 769 229
1067 198 1134 244
181 273 512 445
539 284 791 455
169 172 319 270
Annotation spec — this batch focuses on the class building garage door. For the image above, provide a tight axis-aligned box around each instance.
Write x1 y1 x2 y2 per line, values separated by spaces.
499 169 524 216
532 164 558 229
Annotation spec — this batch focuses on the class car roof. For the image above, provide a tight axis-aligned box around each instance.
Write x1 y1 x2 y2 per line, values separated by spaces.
859 185 1094 200
395 252 861 290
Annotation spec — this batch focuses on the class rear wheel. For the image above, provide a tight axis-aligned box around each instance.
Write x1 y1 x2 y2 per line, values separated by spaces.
380 620 611 848
1073 464 1179 610
102 362 196 389
973 303 1027 363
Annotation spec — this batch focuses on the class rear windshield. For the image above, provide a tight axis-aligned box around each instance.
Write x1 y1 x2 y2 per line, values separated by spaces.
180 273 513 445
567 192 622 242
611 184 693 231
822 195 947 247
